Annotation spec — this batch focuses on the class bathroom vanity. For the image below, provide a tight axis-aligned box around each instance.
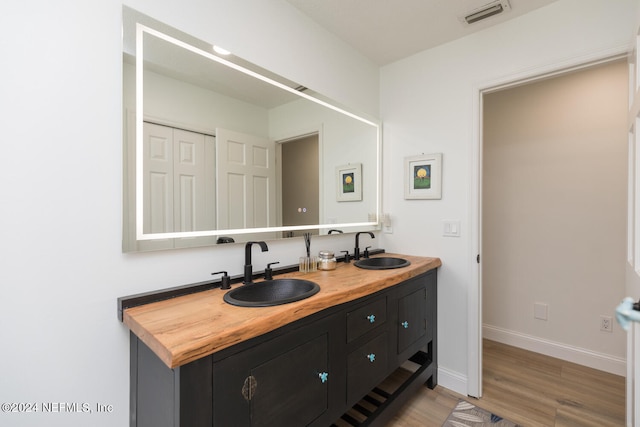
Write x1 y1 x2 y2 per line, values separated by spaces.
120 254 441 426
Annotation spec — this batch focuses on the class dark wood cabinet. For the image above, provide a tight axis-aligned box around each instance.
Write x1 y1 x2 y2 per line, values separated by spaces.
346 332 389 404
129 269 437 427
211 317 338 427
397 282 428 359
130 337 213 427
248 334 328 427
346 297 387 342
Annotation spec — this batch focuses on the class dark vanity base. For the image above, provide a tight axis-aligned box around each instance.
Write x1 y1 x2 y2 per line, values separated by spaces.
333 347 436 427
129 269 437 427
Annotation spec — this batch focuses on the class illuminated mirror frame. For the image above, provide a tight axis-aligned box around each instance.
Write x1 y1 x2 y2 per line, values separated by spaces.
131 15 381 242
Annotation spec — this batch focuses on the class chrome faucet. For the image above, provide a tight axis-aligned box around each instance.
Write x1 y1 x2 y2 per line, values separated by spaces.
244 241 269 284
354 232 374 261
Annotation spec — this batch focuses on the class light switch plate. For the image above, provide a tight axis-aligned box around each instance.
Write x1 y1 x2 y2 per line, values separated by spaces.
442 220 461 237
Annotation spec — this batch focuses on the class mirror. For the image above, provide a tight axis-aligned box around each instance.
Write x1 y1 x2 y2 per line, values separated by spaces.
122 7 381 252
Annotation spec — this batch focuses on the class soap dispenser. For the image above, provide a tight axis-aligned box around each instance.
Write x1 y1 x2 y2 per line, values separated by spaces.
212 271 231 290
264 262 279 280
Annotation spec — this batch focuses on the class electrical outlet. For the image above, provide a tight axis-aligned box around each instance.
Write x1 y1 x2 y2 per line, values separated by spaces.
600 315 613 332
534 303 548 321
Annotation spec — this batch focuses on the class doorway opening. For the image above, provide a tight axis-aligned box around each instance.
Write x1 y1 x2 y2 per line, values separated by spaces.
277 133 320 237
476 57 628 397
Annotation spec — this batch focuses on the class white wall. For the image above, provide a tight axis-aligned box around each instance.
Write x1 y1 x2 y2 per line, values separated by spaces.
0 1 377 426
380 0 637 394
483 60 628 372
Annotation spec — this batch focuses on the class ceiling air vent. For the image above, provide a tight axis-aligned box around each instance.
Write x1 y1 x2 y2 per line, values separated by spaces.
460 0 511 25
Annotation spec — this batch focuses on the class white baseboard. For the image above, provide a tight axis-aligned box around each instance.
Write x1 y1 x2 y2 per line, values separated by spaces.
483 324 626 376
437 366 467 396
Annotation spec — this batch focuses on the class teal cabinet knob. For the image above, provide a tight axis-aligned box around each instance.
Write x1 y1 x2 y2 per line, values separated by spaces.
367 353 376 362
318 372 329 383
402 321 409 329
367 314 376 323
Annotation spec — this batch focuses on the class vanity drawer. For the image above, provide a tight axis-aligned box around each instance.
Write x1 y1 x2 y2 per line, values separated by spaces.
346 332 389 405
346 297 387 342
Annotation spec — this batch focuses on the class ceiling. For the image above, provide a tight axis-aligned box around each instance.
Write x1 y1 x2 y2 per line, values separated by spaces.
285 0 560 65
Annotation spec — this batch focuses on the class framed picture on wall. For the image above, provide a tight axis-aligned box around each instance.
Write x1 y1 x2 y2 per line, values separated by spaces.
336 163 362 202
404 153 442 200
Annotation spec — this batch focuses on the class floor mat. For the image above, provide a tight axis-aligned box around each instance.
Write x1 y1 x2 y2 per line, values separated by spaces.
442 400 519 427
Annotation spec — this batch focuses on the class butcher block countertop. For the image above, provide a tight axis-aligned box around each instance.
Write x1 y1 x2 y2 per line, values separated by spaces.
123 253 441 369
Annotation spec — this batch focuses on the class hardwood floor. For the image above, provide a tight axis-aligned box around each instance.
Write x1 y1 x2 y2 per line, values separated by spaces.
383 340 626 427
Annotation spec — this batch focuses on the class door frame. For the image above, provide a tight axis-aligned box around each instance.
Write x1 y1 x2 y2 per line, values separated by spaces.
468 47 629 398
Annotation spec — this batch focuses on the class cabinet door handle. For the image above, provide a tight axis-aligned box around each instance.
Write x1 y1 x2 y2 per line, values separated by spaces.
367 314 376 324
241 375 257 401
318 372 329 383
401 321 409 329
366 353 376 362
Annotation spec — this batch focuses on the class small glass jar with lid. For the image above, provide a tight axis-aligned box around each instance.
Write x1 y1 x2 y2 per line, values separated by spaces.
317 250 337 271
